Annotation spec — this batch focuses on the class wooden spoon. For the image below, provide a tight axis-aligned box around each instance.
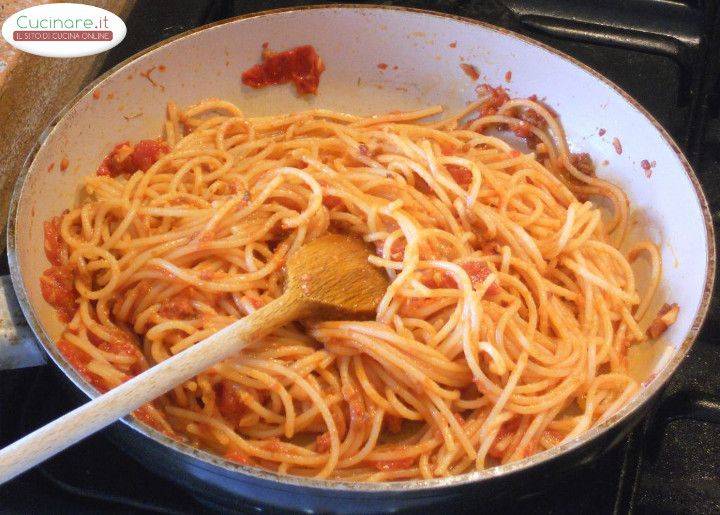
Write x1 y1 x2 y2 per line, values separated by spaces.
0 234 388 484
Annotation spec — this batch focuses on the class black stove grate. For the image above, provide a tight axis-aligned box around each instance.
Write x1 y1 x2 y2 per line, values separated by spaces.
2 1 720 513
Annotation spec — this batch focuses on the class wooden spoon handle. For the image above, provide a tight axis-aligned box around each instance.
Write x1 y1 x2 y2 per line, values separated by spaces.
0 290 307 484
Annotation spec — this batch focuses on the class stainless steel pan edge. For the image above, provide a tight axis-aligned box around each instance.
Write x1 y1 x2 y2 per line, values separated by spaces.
3 4 716 508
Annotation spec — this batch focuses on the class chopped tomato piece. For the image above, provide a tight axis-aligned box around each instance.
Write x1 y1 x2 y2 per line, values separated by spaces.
97 139 167 177
215 382 246 420
131 139 168 171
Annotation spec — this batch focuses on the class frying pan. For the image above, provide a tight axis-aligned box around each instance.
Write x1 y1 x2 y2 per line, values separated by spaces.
1 5 715 512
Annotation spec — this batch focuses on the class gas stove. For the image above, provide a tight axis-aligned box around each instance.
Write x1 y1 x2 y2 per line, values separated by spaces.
1 1 719 513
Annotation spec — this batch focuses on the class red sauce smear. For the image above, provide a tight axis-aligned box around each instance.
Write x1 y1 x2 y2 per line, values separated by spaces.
449 41 457 48
316 432 332 452
225 449 253 465
159 294 196 319
43 215 65 266
487 417 521 459
59 157 69 172
371 456 415 471
612 137 623 155
446 164 473 185
377 63 388 70
641 159 656 178
40 267 77 323
504 70 512 82
241 45 325 95
57 339 106 390
139 66 163 90
460 63 480 81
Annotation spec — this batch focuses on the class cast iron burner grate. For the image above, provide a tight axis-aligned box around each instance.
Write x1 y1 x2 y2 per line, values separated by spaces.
2 1 720 513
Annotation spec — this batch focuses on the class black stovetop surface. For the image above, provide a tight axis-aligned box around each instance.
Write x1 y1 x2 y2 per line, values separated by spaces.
2 1 720 513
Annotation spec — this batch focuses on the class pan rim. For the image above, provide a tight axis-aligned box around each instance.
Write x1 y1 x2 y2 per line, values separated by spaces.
7 3 716 494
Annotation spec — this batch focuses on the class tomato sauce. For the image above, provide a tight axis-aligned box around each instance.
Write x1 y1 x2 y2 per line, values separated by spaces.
40 266 77 322
133 405 176 437
445 164 473 186
316 431 332 452
241 45 325 95
43 215 65 266
487 417 521 459
322 195 343 209
374 236 405 261
159 294 196 319
385 414 403 434
57 339 107 391
398 297 436 317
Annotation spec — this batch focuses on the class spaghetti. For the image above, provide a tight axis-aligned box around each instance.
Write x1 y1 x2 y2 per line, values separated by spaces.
41 88 675 481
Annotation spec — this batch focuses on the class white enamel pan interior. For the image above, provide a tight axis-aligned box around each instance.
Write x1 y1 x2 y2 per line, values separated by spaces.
7 5 715 491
